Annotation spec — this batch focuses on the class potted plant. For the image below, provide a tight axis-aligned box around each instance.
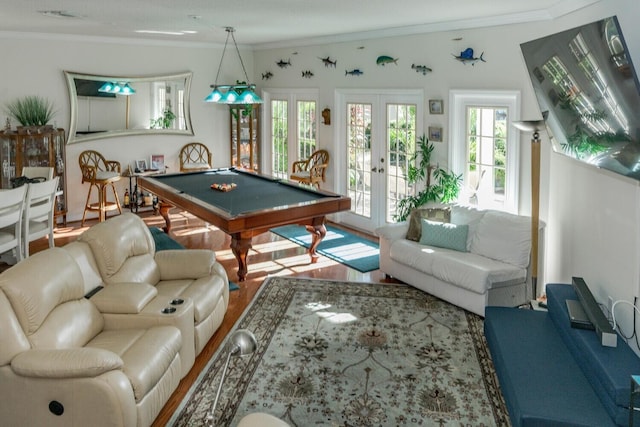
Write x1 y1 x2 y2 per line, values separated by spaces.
150 108 176 129
5 96 56 130
395 134 462 221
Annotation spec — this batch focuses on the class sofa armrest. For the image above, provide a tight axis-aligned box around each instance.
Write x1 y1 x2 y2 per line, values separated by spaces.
11 348 123 378
155 249 217 280
89 282 158 314
375 222 409 242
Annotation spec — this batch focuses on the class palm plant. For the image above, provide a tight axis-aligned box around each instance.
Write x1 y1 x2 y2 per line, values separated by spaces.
5 96 56 126
395 134 462 222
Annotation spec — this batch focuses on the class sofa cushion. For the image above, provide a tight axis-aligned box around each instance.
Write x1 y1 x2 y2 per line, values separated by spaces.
406 207 450 241
419 219 468 252
484 307 616 427
469 210 531 269
78 213 156 281
87 326 181 402
449 204 486 250
389 239 526 294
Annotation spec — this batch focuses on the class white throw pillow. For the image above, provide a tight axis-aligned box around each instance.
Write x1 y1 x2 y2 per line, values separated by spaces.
450 204 485 250
469 211 531 268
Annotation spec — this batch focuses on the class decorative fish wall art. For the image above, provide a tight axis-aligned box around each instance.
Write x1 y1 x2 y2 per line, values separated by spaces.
453 48 486 65
262 71 273 80
376 55 398 66
345 69 364 76
276 59 292 68
319 56 337 68
301 70 314 78
411 64 432 75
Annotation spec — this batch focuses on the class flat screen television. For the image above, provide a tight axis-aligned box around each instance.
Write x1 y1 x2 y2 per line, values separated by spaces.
520 16 640 180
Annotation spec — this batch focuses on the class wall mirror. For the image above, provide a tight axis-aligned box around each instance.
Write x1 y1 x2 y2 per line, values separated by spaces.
64 71 194 143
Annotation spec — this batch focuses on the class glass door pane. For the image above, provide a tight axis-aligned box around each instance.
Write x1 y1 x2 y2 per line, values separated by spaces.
347 103 372 218
271 99 288 179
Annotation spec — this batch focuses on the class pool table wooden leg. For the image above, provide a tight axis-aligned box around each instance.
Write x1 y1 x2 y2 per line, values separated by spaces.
305 220 327 263
158 202 173 233
231 233 252 281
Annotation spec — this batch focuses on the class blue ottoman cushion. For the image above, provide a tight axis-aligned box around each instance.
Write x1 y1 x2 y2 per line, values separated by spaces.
485 306 615 427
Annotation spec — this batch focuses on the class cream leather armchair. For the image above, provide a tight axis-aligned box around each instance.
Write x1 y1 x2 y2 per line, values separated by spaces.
77 213 229 356
0 248 182 427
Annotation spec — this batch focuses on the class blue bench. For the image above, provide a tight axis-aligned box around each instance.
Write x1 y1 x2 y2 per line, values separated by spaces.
485 283 640 426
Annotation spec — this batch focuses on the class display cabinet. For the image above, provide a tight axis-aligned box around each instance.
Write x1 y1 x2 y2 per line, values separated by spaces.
230 104 260 171
0 126 67 225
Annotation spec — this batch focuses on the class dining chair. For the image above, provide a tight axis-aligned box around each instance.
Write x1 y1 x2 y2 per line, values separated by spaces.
290 149 330 189
0 186 27 264
22 166 54 181
180 142 212 172
22 176 59 258
79 150 122 225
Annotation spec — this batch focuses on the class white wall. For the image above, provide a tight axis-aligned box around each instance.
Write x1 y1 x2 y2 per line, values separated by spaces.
0 35 252 222
2 0 640 351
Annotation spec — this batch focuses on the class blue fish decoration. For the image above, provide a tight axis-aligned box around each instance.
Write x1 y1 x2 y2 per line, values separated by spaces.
345 69 364 76
376 55 398 66
453 48 486 65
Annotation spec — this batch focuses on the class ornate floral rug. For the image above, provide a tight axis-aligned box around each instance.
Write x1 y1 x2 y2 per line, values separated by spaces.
169 277 511 426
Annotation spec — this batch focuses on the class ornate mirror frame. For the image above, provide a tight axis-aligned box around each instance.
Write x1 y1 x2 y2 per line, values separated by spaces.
64 70 194 143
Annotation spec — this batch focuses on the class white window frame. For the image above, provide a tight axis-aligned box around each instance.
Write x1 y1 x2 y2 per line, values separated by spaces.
261 88 319 176
449 90 521 214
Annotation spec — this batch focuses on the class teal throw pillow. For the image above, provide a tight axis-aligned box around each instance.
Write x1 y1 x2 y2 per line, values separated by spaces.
419 219 468 252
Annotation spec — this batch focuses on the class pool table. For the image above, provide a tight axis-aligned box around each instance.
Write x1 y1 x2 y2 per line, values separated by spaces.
137 168 351 281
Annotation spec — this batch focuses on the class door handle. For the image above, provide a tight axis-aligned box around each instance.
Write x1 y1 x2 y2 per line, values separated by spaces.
371 166 378 172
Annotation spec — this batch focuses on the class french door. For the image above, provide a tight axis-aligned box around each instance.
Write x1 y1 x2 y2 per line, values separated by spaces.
336 90 423 232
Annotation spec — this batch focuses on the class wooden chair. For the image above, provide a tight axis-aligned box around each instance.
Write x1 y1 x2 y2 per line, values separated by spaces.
0 185 27 264
290 149 330 188
79 150 122 225
22 177 59 258
180 142 212 172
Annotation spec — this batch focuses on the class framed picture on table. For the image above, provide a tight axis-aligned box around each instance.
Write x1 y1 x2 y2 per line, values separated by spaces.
135 159 147 172
150 154 165 171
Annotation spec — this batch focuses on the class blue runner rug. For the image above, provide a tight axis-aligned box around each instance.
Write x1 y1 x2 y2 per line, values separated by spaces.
270 224 379 272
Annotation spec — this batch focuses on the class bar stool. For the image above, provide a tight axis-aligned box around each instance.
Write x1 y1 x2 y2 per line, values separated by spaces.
79 150 122 225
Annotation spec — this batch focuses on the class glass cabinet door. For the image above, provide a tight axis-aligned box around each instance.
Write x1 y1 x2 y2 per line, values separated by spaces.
230 105 260 171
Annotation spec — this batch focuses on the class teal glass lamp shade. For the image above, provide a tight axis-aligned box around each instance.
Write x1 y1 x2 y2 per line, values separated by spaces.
238 88 263 104
204 87 224 102
221 89 239 104
98 82 115 93
119 83 136 95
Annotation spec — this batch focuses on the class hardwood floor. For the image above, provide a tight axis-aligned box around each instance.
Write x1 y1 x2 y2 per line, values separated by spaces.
2 210 393 426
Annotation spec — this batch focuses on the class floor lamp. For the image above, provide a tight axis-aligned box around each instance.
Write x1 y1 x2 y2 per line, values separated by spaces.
207 329 258 426
514 119 545 301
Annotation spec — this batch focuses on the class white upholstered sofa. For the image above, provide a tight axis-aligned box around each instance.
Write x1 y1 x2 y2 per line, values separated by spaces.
0 213 229 426
376 204 540 316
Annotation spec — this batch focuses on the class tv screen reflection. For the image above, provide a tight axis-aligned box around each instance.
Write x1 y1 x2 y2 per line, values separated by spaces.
520 16 640 180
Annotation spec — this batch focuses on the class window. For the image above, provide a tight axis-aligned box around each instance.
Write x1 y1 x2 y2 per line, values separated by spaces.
450 90 520 213
263 90 318 179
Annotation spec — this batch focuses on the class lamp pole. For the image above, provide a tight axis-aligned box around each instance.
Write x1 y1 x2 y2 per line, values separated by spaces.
531 130 541 300
513 119 545 301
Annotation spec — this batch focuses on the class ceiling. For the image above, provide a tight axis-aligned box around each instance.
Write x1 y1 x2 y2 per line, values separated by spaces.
0 0 600 48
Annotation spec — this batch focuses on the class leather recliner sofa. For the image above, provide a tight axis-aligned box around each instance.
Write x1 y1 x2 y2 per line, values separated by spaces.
0 248 183 427
65 212 230 378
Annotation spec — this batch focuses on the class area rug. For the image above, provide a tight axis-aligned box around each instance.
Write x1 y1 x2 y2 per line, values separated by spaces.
270 225 379 272
169 277 510 426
